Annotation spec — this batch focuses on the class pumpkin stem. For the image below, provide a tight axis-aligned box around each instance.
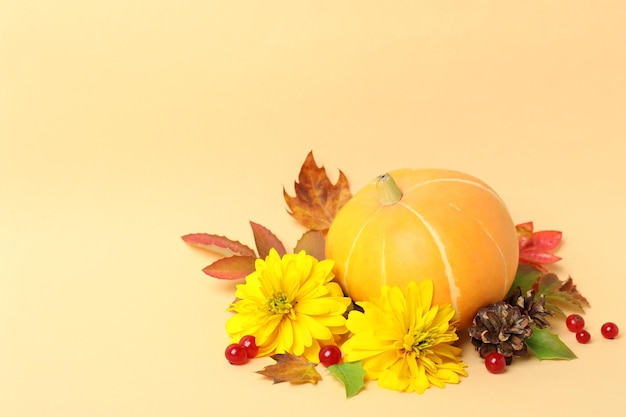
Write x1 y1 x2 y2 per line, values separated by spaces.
376 173 403 205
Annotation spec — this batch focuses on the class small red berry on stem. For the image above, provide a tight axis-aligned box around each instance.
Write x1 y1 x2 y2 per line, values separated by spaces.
485 352 506 374
239 335 259 358
225 343 249 365
576 330 591 344
318 345 342 367
601 322 619 339
565 314 585 332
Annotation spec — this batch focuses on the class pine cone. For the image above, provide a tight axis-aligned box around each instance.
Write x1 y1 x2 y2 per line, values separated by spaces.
506 286 553 329
468 302 533 361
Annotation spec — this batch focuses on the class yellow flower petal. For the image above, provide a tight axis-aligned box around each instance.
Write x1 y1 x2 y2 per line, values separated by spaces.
342 279 467 394
276 318 294 353
225 250 350 361
291 318 312 353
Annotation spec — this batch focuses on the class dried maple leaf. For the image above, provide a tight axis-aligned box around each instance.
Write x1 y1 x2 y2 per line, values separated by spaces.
256 353 322 385
284 151 352 232
536 273 591 318
516 221 562 271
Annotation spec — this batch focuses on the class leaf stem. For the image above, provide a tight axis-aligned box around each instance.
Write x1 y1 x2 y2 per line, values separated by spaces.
376 173 403 205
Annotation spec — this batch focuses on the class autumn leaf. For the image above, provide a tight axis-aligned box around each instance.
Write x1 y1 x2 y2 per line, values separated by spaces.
256 353 322 385
327 361 366 398
181 233 256 257
284 151 352 231
516 221 562 271
201 255 257 280
294 230 326 260
507 265 590 319
516 221 534 247
526 327 577 360
530 230 562 251
537 273 591 318
249 221 286 258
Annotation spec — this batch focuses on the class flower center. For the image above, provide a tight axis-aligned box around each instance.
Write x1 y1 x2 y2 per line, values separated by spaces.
402 331 433 357
268 293 293 314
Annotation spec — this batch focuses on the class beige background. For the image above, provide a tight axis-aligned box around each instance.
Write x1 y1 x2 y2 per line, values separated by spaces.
2 1 625 416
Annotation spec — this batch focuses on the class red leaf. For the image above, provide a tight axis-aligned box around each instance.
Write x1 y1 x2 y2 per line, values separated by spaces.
530 230 562 251
515 221 563 269
202 255 257 280
519 249 562 265
182 233 256 257
516 222 534 249
250 221 286 258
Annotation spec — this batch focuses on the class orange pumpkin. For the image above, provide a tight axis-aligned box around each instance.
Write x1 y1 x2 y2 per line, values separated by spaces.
325 169 519 329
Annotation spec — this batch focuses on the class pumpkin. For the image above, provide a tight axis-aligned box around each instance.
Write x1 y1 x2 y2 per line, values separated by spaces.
325 169 519 329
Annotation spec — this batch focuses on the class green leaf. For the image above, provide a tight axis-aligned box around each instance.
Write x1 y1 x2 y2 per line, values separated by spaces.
526 327 577 360
506 264 543 297
327 361 366 398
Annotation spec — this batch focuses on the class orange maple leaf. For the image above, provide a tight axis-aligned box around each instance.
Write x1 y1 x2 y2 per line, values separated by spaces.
256 353 322 385
283 151 352 231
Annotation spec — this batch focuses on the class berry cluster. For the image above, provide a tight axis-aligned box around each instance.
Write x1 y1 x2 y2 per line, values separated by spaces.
485 315 619 373
225 335 259 365
565 314 619 344
565 314 590 343
225 336 344 367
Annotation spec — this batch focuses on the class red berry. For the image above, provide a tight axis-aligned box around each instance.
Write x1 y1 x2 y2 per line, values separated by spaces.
225 343 248 365
601 322 619 339
576 330 591 344
239 335 259 358
565 314 585 332
485 352 506 374
318 345 342 367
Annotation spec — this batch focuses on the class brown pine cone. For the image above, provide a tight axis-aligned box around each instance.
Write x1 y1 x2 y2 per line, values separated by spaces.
506 286 553 329
468 301 533 361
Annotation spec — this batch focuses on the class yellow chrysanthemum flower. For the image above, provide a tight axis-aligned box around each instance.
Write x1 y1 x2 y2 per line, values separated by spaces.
342 280 468 394
226 248 352 362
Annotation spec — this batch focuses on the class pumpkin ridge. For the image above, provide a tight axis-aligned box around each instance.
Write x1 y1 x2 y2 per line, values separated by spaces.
448 202 511 294
342 206 382 296
404 177 505 206
398 201 461 315
326 169 518 329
